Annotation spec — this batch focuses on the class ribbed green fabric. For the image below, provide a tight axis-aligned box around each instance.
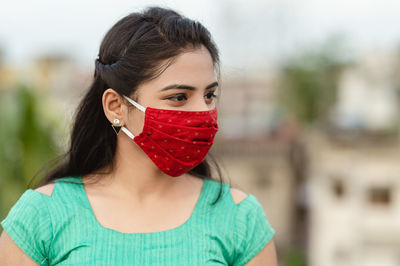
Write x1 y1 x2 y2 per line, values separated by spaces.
1 176 275 265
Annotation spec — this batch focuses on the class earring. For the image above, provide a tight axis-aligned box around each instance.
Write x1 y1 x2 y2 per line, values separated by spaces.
111 118 121 135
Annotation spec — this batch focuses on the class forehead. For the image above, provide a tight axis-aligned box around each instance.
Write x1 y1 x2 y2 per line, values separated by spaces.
139 46 216 93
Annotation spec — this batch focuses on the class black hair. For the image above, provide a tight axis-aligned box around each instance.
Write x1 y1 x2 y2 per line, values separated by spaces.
29 5 225 205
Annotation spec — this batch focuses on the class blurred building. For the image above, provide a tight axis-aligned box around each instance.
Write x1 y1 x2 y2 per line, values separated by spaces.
308 48 400 266
330 49 400 132
31 54 93 111
218 69 286 138
0 52 92 115
308 131 400 266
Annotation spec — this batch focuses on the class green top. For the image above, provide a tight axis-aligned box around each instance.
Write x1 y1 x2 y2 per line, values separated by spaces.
1 176 275 265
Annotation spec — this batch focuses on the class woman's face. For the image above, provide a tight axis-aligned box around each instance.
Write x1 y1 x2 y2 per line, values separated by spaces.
125 45 219 136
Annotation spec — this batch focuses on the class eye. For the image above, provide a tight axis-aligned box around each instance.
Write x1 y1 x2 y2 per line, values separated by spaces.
166 93 187 102
205 91 217 100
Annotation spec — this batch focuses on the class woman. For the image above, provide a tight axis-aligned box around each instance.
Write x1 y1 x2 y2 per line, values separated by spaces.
0 6 277 265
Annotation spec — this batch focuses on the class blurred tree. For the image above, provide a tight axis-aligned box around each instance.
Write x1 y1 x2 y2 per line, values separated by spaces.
282 246 307 266
276 35 352 265
277 34 352 126
0 83 62 231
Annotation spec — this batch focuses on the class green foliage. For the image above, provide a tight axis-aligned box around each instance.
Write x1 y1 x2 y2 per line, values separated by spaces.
282 247 307 266
0 83 64 229
277 35 352 125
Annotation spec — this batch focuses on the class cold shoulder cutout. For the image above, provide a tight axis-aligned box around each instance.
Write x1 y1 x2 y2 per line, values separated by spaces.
34 183 56 197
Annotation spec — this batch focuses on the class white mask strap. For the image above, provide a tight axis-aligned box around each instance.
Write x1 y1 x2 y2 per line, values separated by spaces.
120 126 135 139
123 95 146 112
119 95 146 139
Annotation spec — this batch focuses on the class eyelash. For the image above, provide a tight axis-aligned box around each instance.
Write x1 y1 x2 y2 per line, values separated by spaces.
166 92 217 102
205 91 218 99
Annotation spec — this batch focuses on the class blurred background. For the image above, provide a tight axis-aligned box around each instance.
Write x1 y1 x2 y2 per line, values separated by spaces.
1 0 400 265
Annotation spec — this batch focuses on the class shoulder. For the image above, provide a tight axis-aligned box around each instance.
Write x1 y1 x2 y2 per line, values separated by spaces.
203 178 249 205
2 187 53 219
33 176 83 198
1 185 55 228
229 187 249 205
34 183 56 197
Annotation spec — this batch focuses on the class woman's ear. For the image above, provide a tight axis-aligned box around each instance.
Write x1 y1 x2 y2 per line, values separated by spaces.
102 88 126 125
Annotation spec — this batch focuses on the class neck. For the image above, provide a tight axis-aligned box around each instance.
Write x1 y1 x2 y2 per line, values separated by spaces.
89 132 187 202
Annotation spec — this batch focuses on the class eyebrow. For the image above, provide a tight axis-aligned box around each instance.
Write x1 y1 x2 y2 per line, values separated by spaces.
159 81 219 92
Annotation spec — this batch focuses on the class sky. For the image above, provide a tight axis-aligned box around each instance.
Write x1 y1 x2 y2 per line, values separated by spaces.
1 0 400 71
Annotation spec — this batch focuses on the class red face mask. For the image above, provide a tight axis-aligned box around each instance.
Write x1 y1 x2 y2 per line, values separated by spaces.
119 95 219 177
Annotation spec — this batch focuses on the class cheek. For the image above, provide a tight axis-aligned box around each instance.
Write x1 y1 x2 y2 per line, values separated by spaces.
128 109 145 135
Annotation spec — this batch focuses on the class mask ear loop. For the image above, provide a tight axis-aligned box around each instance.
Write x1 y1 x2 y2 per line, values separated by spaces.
123 95 146 112
120 126 135 139
119 95 147 139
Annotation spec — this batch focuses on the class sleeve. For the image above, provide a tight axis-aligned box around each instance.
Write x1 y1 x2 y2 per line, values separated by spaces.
232 194 276 266
0 189 53 265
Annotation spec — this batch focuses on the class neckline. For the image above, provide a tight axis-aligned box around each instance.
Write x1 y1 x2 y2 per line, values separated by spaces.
78 176 209 236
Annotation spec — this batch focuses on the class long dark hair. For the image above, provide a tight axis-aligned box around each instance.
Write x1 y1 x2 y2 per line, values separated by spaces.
29 6 226 205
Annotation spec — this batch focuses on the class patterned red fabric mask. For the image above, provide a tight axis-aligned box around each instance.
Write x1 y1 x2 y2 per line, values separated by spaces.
119 95 219 177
